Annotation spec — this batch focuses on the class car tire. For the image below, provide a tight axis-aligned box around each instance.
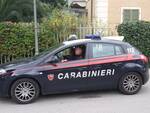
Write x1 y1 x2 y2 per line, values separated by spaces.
11 78 40 104
119 72 142 95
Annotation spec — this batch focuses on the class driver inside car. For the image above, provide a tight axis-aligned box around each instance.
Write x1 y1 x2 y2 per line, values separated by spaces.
61 46 85 62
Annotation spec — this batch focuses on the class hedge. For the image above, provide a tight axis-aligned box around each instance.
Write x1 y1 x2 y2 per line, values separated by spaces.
117 21 150 57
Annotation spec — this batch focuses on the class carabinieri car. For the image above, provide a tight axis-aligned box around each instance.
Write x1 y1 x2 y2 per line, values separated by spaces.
0 35 149 104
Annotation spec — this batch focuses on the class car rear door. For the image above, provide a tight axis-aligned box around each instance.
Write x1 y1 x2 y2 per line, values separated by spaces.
86 42 127 89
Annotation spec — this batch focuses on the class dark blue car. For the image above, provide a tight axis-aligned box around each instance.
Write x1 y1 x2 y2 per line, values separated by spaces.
0 36 149 104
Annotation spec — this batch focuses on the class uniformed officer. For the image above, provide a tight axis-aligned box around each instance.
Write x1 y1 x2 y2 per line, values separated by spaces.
70 46 84 60
61 46 85 62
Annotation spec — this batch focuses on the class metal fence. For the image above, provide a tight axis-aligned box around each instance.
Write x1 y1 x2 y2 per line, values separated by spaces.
78 26 117 38
0 49 35 64
0 26 117 64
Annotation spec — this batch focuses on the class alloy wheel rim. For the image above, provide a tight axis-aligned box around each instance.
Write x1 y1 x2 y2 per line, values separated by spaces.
123 74 140 93
15 82 36 102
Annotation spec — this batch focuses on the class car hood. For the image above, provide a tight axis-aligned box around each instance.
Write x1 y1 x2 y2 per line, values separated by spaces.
0 58 38 71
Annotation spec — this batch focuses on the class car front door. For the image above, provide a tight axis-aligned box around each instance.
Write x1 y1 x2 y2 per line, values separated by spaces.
86 42 126 90
40 44 90 94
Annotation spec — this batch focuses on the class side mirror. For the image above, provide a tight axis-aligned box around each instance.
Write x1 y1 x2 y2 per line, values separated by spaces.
48 56 59 64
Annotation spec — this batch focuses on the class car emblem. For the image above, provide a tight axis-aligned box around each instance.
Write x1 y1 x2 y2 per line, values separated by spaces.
47 74 54 81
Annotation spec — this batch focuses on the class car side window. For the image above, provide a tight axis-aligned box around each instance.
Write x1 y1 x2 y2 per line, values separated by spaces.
51 44 86 63
126 46 141 55
115 45 124 55
91 43 124 58
56 48 71 61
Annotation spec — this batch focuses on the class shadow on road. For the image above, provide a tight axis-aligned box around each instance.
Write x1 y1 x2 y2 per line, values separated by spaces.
0 85 149 105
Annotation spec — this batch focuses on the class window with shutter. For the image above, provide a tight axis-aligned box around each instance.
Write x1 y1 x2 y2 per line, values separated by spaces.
123 9 140 23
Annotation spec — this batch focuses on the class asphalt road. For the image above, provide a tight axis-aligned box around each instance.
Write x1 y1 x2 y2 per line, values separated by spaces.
0 76 150 113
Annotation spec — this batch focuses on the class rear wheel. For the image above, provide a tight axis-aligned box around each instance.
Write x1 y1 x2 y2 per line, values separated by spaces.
11 78 40 104
119 72 142 95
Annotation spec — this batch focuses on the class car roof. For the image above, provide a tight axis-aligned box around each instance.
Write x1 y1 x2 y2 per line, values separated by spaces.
63 38 128 46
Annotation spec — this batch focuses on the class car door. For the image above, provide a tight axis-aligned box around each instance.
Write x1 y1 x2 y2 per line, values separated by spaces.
86 42 126 90
40 44 90 94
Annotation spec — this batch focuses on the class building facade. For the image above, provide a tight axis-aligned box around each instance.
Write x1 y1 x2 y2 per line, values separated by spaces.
69 0 150 35
70 0 87 17
91 0 150 30
108 0 150 31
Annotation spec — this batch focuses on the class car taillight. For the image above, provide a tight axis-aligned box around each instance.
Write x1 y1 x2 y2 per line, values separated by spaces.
140 55 148 63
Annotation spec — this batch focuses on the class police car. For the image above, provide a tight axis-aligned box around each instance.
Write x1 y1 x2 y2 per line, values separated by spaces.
0 35 149 104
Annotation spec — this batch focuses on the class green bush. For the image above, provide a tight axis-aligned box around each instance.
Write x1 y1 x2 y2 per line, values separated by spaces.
117 21 150 57
0 22 35 58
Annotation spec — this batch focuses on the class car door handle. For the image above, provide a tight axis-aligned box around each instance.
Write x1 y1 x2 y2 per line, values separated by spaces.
78 66 87 71
113 62 122 66
94 65 102 69
88 65 101 70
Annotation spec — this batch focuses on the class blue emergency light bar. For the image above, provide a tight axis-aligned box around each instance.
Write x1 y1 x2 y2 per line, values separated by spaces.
85 34 101 40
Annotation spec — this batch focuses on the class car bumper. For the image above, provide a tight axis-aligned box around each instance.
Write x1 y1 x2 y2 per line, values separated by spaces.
0 77 11 97
142 66 149 85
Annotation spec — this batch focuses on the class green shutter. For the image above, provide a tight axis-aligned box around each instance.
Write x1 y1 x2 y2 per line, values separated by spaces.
123 9 139 23
131 9 139 22
123 9 131 23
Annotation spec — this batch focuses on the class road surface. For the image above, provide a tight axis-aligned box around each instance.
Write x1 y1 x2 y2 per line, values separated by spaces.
0 76 149 113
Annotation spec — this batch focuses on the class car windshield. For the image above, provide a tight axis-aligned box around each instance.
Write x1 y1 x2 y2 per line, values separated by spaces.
32 44 63 60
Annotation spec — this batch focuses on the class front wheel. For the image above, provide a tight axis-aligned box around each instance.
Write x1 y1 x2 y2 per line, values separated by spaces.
11 78 40 104
119 72 142 95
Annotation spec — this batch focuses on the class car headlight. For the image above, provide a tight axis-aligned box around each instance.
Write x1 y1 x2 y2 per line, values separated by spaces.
0 69 7 75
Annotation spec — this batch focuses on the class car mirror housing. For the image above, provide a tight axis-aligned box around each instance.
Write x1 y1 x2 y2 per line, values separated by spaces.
48 56 59 64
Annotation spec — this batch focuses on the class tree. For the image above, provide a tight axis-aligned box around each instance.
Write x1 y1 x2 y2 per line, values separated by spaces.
0 0 45 22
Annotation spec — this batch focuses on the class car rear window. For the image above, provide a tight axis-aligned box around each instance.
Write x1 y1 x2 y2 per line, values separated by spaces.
126 45 141 55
